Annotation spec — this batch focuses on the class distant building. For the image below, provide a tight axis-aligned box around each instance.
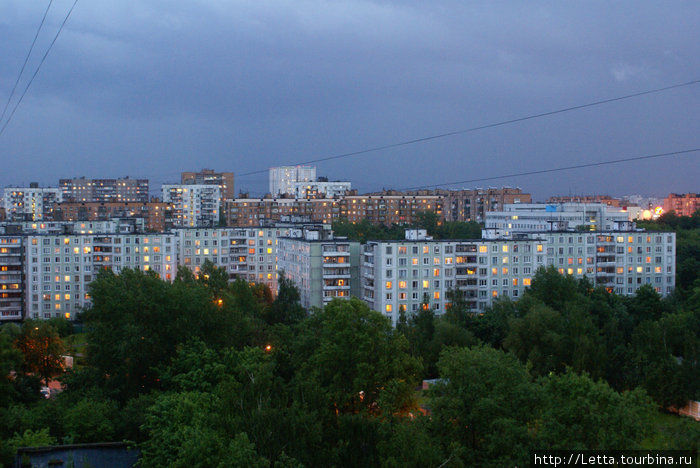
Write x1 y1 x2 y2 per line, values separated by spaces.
438 188 532 222
342 194 443 225
53 201 173 232
181 169 234 201
162 185 221 227
663 193 700 217
278 226 361 309
59 177 149 203
3 185 62 221
293 180 351 199
484 203 630 236
269 166 316 196
547 195 621 207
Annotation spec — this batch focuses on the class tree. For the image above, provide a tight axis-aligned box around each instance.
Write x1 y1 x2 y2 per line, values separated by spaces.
429 345 540 467
536 369 654 450
14 321 65 387
264 271 305 325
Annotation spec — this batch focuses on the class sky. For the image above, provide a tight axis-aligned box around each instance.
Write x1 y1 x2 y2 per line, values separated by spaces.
1 1 698 201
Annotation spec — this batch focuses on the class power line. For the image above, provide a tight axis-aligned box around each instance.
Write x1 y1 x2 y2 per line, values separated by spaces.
0 0 54 124
237 79 700 177
399 148 700 191
0 0 79 139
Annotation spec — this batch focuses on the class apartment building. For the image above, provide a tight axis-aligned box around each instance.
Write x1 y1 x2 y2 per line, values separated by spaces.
181 169 234 201
343 194 443 225
543 231 676 296
663 193 700 217
174 226 287 295
269 166 316 196
484 203 630 236
438 188 531 222
226 197 342 226
277 228 361 309
162 185 221 227
362 231 546 325
24 233 178 320
59 177 149 203
3 186 63 221
53 201 173 231
293 181 351 199
0 236 24 321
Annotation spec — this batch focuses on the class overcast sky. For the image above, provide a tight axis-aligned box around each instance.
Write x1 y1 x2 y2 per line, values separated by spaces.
1 1 698 200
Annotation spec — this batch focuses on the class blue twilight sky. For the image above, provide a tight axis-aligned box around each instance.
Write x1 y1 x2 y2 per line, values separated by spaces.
0 1 698 200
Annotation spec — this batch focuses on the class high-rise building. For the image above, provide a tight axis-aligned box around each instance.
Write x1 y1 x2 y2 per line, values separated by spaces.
162 185 221 227
59 177 149 203
269 166 316 196
53 201 173 232
293 181 351 199
181 169 234 201
3 186 63 221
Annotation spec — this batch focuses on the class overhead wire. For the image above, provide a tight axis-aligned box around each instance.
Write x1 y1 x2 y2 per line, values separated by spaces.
399 148 700 191
236 79 700 177
0 0 54 124
0 0 79 139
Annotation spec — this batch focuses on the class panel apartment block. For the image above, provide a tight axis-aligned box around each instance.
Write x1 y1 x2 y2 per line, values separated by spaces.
362 233 546 325
25 233 177 320
3 187 63 221
0 236 24 321
59 177 149 203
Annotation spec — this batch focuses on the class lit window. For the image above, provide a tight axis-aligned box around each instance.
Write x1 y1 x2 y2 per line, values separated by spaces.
386 304 392 313
385 281 392 289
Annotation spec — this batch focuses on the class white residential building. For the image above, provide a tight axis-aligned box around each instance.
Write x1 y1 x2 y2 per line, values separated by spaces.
269 166 316 196
277 227 361 309
162 184 221 227
3 187 63 221
24 233 178 320
362 231 546 325
293 181 351 199
484 203 630 237
0 236 24 321
543 231 676 296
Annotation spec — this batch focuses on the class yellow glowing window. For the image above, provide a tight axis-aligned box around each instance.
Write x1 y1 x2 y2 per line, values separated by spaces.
492 268 498 275
55 304 61 310
637 267 644 273
144 256 149 262
558 268 564 274
567 268 573 275
267 273 273 279
646 257 651 263
502 267 508 275
423 246 429 254
55 276 60 282
83 247 91 254
248 248 255 254
617 267 624 274
64 294 70 300
267 248 272 254
203 249 209 255
399 281 406 289
386 304 393 313
536 244 543 252
628 236 634 243
502 245 508 252
512 278 518 286
502 256 508 264
433 269 440 277
654 266 662 273
64 313 71 319
422 280 429 288
55 294 60 300
492 291 498 297
567 258 573 265
64 275 70 282
577 268 583 275
385 281 392 289
434 291 440 299
63 238 70 245
143 247 149 253
479 245 488 253
434 257 440 265
412 258 418 265
524 278 531 286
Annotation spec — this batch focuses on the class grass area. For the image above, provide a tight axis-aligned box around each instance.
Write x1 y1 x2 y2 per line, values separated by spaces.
641 409 700 453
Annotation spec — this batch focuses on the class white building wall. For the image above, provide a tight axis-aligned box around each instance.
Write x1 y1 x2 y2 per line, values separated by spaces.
269 166 316 196
162 184 221 227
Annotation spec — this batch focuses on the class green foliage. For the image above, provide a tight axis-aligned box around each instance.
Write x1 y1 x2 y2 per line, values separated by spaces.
429 346 540 467
14 320 66 387
0 428 56 468
535 370 655 450
332 216 482 243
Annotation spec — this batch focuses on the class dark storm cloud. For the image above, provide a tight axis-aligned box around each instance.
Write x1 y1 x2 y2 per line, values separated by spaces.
0 0 698 198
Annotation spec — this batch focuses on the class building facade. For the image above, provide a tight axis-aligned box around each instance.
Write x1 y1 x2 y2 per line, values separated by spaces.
293 181 351 199
24 233 178 320
362 231 546 325
663 193 700 217
181 169 234 201
59 177 149 203
162 185 221 227
277 228 361 309
3 187 63 221
269 166 316 196
484 203 630 236
0 236 24 321
53 202 173 231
